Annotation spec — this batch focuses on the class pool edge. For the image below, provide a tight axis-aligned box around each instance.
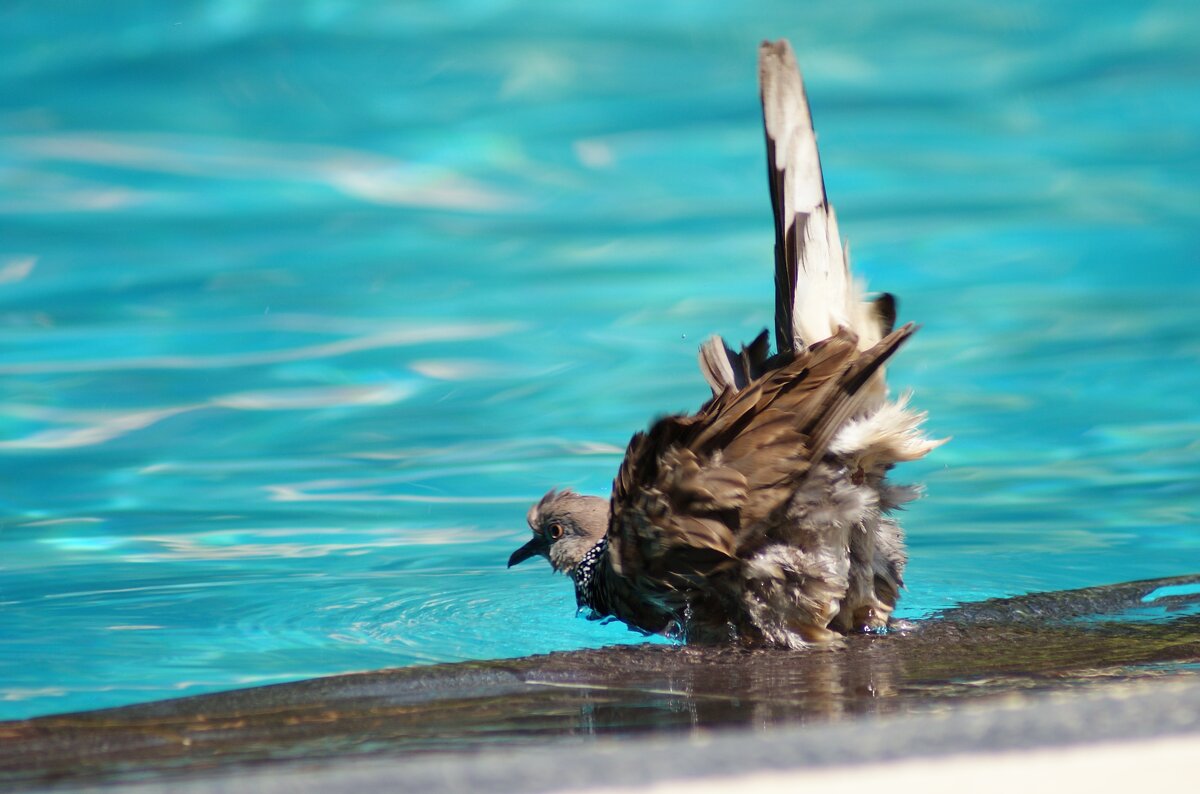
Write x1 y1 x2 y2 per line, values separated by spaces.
41 672 1200 794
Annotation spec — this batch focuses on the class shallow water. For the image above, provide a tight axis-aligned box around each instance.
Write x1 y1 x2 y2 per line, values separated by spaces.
1 1 1199 719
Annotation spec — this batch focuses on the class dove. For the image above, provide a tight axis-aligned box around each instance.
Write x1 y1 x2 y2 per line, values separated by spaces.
509 39 942 647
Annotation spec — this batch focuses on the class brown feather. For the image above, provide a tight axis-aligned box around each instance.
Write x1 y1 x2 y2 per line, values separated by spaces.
605 324 914 603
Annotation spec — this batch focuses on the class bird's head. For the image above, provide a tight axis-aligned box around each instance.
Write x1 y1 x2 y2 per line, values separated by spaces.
509 488 608 575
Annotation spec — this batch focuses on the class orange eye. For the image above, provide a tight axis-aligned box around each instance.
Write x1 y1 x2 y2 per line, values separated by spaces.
548 523 564 540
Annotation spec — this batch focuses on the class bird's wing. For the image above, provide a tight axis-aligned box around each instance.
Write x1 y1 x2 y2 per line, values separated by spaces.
610 324 916 589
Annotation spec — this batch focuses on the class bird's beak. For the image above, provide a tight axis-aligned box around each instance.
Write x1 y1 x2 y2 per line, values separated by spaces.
508 536 546 568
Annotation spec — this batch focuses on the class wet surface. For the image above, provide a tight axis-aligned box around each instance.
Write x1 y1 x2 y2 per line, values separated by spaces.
2 573 1198 790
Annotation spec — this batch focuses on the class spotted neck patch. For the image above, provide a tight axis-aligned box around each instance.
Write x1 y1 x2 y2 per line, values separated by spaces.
572 537 607 608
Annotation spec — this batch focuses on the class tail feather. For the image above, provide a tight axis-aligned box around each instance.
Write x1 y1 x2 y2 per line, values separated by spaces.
702 40 911 421
759 39 884 354
698 331 771 395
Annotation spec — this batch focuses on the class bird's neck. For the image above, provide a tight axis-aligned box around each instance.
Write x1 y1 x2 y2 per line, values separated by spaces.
571 537 608 609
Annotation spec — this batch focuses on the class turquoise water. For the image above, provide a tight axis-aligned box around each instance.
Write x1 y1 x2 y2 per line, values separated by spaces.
1 1 1198 720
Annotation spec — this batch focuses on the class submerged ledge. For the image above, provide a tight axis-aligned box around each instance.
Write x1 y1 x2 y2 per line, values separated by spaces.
2 573 1198 792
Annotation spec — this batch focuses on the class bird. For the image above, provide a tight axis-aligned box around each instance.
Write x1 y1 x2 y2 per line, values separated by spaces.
508 39 943 647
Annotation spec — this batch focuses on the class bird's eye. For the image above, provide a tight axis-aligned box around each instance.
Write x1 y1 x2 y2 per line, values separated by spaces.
548 522 564 540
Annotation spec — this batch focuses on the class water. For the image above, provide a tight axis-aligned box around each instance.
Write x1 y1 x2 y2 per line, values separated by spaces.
1 1 1197 721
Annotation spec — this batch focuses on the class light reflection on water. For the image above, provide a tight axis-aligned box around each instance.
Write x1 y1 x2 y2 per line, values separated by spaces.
1 0 1198 719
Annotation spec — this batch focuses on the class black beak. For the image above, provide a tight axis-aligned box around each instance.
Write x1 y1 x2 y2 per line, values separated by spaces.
508 536 546 568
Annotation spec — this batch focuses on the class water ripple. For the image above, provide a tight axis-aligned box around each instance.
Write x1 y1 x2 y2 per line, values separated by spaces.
0 323 519 375
6 133 519 212
0 383 414 450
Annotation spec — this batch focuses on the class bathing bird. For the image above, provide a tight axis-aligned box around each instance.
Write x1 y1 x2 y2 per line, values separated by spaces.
508 40 942 647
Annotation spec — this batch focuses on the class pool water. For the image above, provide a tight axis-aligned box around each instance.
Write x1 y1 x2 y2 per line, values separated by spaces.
1 1 1198 721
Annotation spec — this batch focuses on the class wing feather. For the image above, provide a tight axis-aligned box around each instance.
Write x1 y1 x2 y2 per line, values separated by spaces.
608 326 913 587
